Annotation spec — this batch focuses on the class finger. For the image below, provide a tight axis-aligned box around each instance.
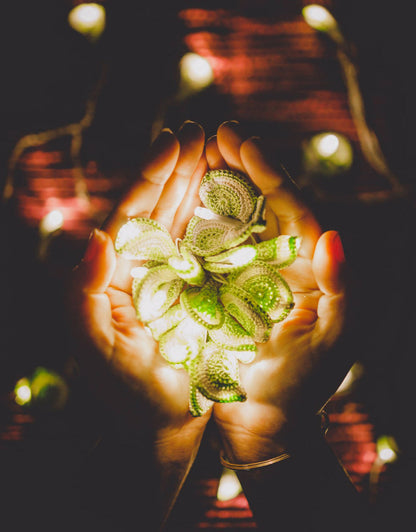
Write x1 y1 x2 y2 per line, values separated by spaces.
104 129 180 239
76 229 117 294
313 231 347 344
69 229 116 356
206 135 227 169
170 154 207 240
152 121 205 230
216 121 247 173
240 137 321 258
313 231 346 297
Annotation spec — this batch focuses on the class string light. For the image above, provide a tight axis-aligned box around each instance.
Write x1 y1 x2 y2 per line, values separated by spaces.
302 4 338 33
115 169 299 416
68 3 106 41
217 468 243 501
39 209 64 236
14 378 32 406
179 53 214 96
376 435 398 464
302 131 353 177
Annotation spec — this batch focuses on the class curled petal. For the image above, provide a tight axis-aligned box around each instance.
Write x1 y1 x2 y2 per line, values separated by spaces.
115 217 177 261
229 261 294 323
200 169 260 223
203 244 258 273
132 265 184 322
255 235 301 268
159 318 206 367
189 343 247 403
147 304 185 341
180 280 225 329
168 247 206 286
189 384 214 417
220 283 272 342
209 312 257 352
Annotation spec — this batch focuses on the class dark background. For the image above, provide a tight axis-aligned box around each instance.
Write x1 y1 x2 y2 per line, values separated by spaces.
0 1 414 530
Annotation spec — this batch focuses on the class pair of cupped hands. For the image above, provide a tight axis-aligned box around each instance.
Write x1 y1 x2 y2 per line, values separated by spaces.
69 120 349 466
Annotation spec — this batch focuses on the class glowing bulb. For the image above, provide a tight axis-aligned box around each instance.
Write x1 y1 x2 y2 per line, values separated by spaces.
68 3 106 40
179 53 214 92
39 209 64 235
317 134 339 158
377 436 398 464
14 378 32 406
302 5 337 32
303 132 353 177
217 468 242 501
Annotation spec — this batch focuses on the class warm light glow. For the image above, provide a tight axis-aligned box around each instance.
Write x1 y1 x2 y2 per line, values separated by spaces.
217 468 243 501
302 5 337 32
377 436 398 463
14 378 32 406
68 3 106 40
39 209 64 235
317 134 339 158
180 53 214 92
303 131 353 176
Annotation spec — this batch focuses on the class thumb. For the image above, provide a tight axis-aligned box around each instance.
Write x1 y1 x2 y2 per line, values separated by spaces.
76 229 117 293
67 229 116 358
313 230 346 297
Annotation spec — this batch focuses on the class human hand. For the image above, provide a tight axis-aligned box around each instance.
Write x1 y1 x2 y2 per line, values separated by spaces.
68 121 210 453
207 122 350 463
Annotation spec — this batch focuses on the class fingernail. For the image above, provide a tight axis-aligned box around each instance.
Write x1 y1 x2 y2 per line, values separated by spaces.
151 128 174 145
178 120 203 134
84 228 105 262
219 120 240 128
331 231 346 263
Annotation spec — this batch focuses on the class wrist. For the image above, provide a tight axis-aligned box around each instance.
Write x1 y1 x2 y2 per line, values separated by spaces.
217 409 327 465
154 414 209 466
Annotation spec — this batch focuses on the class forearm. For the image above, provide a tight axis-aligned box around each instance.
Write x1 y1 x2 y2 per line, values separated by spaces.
223 429 369 532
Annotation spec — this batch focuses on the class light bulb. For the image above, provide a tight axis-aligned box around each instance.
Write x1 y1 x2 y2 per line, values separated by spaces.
179 53 214 92
317 134 339 157
39 209 64 235
14 378 32 406
377 436 398 464
217 468 242 501
68 3 106 40
303 131 353 176
302 5 337 33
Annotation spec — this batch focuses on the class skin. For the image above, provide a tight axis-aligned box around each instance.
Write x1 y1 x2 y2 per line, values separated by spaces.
68 120 351 528
68 121 211 529
208 121 350 462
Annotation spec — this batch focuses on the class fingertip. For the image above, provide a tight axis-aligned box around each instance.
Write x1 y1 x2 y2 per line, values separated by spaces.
147 128 180 166
313 231 346 296
178 120 205 139
217 120 241 138
79 229 117 293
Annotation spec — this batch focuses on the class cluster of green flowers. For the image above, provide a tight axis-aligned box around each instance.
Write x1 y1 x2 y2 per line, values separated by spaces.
115 170 299 416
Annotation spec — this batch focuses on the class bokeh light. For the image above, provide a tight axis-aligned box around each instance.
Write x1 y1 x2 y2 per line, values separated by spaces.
302 4 337 33
68 3 106 41
179 53 214 93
